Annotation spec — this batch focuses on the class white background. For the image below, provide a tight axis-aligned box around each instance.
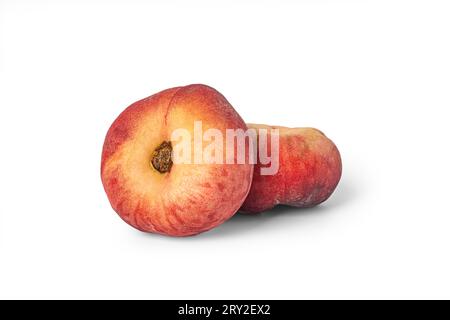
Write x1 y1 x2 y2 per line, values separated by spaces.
1 0 450 299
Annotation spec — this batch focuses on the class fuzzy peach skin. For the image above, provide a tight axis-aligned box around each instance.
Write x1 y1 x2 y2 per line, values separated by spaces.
101 84 253 236
240 124 341 213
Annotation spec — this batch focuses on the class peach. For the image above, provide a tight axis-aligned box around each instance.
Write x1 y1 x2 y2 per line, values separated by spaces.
101 84 253 236
240 124 341 213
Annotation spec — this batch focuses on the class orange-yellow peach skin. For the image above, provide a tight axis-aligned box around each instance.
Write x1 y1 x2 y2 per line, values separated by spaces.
101 84 253 236
240 124 341 213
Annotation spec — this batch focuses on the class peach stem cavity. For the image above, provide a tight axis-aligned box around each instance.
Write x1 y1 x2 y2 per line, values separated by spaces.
151 141 173 173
